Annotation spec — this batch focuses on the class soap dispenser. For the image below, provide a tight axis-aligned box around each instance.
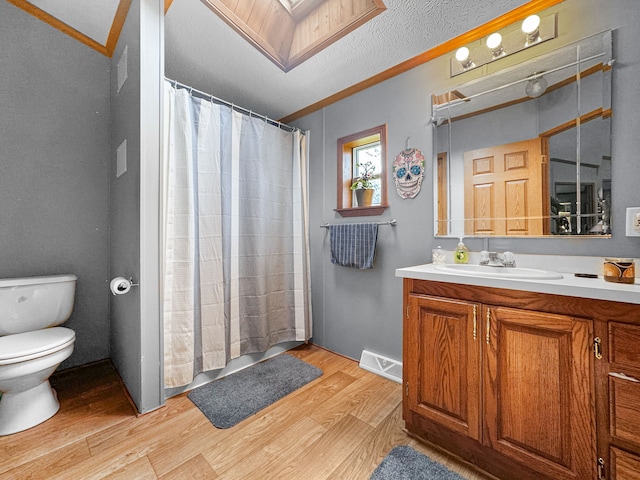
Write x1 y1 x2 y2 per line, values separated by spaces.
454 237 469 264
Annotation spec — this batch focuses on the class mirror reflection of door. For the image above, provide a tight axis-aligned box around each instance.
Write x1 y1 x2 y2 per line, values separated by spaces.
463 138 548 236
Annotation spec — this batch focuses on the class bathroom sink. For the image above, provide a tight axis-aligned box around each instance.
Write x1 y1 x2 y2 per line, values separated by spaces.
433 264 563 280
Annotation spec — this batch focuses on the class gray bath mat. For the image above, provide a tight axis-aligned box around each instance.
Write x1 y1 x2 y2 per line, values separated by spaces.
371 446 466 480
188 353 322 429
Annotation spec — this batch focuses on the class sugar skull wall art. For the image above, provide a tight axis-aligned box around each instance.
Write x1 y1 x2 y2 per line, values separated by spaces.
393 148 425 199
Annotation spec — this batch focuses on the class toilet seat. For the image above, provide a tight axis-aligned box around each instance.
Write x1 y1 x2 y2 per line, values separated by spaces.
0 327 75 365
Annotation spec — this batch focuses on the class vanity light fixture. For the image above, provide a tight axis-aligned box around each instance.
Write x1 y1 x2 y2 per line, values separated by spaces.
450 12 557 77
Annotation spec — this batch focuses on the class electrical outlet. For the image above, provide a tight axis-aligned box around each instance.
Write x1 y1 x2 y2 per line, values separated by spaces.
626 207 640 236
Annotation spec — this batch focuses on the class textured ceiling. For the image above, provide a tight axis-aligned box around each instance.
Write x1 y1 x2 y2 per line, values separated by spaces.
165 0 531 121
13 0 534 122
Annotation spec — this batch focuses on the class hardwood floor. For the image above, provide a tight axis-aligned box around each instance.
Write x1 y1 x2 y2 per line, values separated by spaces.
0 345 493 480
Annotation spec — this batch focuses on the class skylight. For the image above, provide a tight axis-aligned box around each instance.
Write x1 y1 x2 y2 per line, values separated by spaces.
202 0 386 72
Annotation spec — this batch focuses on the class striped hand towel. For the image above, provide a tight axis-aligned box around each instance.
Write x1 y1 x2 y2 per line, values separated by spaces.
329 223 379 269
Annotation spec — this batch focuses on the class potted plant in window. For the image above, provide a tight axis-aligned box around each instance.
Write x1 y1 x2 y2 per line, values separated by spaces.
350 161 376 207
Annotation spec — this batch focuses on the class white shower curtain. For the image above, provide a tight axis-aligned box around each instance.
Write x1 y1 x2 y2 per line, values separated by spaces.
162 82 312 388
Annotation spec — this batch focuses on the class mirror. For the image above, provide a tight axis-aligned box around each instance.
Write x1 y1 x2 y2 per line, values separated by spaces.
433 31 613 237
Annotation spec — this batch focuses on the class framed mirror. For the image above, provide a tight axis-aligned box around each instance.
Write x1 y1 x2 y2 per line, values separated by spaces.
433 31 613 237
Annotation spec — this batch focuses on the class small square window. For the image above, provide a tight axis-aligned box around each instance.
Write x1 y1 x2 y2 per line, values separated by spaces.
336 125 388 217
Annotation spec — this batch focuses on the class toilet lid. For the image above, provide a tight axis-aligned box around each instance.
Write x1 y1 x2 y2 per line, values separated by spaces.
0 327 75 365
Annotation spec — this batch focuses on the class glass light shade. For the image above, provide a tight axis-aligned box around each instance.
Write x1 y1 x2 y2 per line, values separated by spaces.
486 33 502 50
455 47 470 62
525 76 548 98
522 15 541 34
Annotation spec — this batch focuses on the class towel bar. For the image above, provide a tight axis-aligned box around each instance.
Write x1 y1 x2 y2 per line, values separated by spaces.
320 219 397 229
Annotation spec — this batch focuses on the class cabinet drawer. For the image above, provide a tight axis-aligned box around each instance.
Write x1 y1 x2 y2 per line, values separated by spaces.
610 374 640 446
610 323 640 367
611 447 640 480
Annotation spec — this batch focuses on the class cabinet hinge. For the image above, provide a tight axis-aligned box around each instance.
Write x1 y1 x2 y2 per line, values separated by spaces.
597 457 605 480
405 382 409 397
594 337 603 360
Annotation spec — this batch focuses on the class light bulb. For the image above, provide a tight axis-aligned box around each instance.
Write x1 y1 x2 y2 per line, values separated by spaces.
455 47 470 62
455 47 474 69
486 33 502 50
522 15 541 34
486 32 504 58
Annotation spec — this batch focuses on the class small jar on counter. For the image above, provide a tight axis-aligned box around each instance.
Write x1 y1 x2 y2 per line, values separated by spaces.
604 258 635 284
432 246 446 265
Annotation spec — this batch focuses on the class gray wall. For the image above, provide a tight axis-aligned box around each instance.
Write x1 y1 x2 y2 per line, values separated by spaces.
110 0 143 405
0 1 111 368
294 0 640 363
110 0 164 413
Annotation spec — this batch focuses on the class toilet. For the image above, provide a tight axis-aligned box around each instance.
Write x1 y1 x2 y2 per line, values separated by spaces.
0 274 77 436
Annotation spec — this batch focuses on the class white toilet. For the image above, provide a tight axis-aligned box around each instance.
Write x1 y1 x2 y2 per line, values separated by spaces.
0 274 77 436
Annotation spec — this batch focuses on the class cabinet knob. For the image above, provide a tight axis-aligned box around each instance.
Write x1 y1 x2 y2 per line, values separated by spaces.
472 305 477 340
486 307 491 344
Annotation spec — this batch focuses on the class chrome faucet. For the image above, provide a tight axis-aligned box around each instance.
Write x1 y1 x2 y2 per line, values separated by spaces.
479 251 516 268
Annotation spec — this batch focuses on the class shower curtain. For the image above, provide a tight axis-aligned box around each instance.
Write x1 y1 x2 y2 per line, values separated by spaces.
162 82 312 388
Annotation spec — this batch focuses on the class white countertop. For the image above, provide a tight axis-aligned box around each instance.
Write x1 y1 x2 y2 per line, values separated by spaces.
396 254 640 305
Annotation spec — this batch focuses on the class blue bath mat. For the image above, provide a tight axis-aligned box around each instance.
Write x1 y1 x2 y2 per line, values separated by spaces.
187 353 322 429
370 446 466 480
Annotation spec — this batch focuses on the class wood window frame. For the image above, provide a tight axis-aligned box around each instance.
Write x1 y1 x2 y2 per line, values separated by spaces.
335 124 388 217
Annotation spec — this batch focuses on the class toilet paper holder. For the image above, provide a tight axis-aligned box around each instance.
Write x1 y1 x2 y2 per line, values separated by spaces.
110 276 139 296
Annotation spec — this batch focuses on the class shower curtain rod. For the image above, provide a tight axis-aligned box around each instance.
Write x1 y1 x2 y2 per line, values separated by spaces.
166 77 299 133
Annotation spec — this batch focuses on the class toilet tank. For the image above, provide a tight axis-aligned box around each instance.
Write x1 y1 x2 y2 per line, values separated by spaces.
0 274 77 336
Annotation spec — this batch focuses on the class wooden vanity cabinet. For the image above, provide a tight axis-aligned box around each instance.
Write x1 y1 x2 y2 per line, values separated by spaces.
483 305 595 480
402 278 638 480
404 295 482 441
608 322 640 480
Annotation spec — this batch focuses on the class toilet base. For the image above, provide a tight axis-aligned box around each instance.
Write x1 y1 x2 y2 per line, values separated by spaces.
0 380 60 436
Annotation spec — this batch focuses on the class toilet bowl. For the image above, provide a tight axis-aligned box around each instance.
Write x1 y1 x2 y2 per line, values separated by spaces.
0 274 77 436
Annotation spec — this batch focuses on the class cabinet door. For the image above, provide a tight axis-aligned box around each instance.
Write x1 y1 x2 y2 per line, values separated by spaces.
405 295 482 440
611 447 640 480
484 305 596 480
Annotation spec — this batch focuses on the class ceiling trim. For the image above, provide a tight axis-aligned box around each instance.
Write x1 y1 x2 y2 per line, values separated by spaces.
279 0 565 123
8 0 108 55
8 0 132 58
105 0 134 57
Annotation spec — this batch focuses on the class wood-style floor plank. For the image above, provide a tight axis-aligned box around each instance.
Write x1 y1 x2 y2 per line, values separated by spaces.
326 403 409 480
159 454 217 480
0 344 492 480
213 416 326 480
